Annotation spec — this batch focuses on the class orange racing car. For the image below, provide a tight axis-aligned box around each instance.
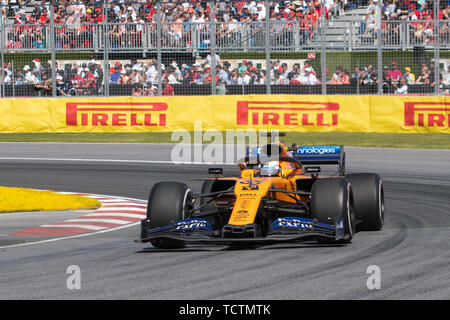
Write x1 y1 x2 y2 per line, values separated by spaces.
140 133 385 248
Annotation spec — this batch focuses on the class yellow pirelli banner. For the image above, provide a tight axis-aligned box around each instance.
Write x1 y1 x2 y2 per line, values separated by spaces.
0 95 448 133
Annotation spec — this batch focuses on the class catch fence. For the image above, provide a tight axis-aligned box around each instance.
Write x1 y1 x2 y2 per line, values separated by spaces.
0 0 449 97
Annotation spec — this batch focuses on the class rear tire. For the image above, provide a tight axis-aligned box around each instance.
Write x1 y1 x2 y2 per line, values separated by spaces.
345 173 384 231
311 178 355 244
147 182 193 249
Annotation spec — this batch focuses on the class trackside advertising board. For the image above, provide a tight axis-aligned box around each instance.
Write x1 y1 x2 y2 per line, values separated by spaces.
0 95 448 133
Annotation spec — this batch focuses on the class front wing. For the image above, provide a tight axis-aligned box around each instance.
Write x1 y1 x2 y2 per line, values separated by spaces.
139 216 346 245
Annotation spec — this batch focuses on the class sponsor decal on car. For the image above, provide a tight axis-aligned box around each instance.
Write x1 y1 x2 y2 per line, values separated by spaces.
236 100 339 126
66 102 168 127
240 200 249 209
232 210 250 223
296 146 340 155
173 219 212 231
404 102 450 128
239 179 263 191
335 216 345 237
271 217 314 230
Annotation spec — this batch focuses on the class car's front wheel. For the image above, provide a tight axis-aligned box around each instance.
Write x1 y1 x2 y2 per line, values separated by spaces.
147 182 193 249
345 173 384 231
311 178 355 244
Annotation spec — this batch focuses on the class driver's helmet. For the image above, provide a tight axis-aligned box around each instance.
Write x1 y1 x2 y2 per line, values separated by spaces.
260 161 281 177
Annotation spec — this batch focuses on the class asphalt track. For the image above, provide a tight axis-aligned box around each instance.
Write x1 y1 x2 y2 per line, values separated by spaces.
0 143 449 299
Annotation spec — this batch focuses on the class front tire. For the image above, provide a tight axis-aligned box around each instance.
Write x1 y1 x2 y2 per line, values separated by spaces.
147 182 193 249
311 178 355 244
345 173 384 231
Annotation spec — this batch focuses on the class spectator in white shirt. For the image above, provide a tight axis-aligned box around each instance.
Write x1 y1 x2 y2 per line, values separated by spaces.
444 65 450 87
145 62 157 85
23 65 38 84
242 70 252 85
256 3 266 21
206 53 221 68
304 67 318 85
393 77 408 94
167 69 180 84
2 70 11 84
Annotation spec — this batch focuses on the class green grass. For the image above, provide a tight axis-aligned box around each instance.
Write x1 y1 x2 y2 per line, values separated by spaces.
283 132 450 149
0 132 448 149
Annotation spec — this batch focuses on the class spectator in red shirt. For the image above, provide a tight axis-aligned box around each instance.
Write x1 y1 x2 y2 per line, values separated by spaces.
386 62 403 82
84 68 96 92
162 78 174 96
109 61 122 76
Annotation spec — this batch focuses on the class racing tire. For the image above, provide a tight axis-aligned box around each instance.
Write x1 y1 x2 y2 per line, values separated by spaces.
345 173 384 231
311 178 355 244
147 182 193 249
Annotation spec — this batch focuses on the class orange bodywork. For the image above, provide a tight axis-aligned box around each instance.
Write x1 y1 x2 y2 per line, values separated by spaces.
221 141 311 226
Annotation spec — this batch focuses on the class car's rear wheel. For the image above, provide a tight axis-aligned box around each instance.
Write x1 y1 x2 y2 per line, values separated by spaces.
345 173 384 231
311 178 355 244
147 182 193 249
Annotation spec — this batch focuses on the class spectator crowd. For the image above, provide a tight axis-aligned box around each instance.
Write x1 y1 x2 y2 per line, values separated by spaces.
0 1 448 95
361 0 450 45
2 53 446 96
1 1 447 50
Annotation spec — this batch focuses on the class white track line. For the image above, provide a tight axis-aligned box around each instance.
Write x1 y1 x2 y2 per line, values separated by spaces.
101 201 147 204
0 157 232 165
65 218 131 225
41 224 106 230
96 205 147 209
85 212 146 219
95 207 146 212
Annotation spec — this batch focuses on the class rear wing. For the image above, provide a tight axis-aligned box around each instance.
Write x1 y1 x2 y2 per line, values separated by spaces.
293 145 345 176
247 144 345 175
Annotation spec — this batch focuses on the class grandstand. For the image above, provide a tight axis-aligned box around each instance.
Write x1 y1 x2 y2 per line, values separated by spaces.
0 0 449 97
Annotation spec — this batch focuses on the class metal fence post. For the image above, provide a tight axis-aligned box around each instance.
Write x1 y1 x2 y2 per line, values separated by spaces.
377 0 382 95
50 1 56 97
434 0 440 95
157 1 162 96
265 0 271 94
102 0 109 97
1 7 4 98
320 1 326 94
210 0 216 95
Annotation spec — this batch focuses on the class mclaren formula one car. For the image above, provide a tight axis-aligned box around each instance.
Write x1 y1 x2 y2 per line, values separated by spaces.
140 133 385 248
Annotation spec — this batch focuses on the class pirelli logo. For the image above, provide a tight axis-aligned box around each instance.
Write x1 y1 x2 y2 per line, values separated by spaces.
66 102 168 127
236 101 339 126
404 102 450 128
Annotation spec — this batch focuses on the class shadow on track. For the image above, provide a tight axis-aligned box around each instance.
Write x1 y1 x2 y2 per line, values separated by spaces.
136 242 345 253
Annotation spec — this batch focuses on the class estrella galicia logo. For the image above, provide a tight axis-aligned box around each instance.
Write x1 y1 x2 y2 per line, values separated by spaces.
240 179 263 191
174 219 211 231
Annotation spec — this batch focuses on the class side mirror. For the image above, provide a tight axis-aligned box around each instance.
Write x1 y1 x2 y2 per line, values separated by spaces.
208 168 223 176
304 166 321 174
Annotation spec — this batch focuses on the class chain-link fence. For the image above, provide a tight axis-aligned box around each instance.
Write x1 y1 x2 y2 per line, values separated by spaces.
0 0 449 98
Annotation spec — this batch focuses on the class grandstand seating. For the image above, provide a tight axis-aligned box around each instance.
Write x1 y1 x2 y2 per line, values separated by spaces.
0 1 449 96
